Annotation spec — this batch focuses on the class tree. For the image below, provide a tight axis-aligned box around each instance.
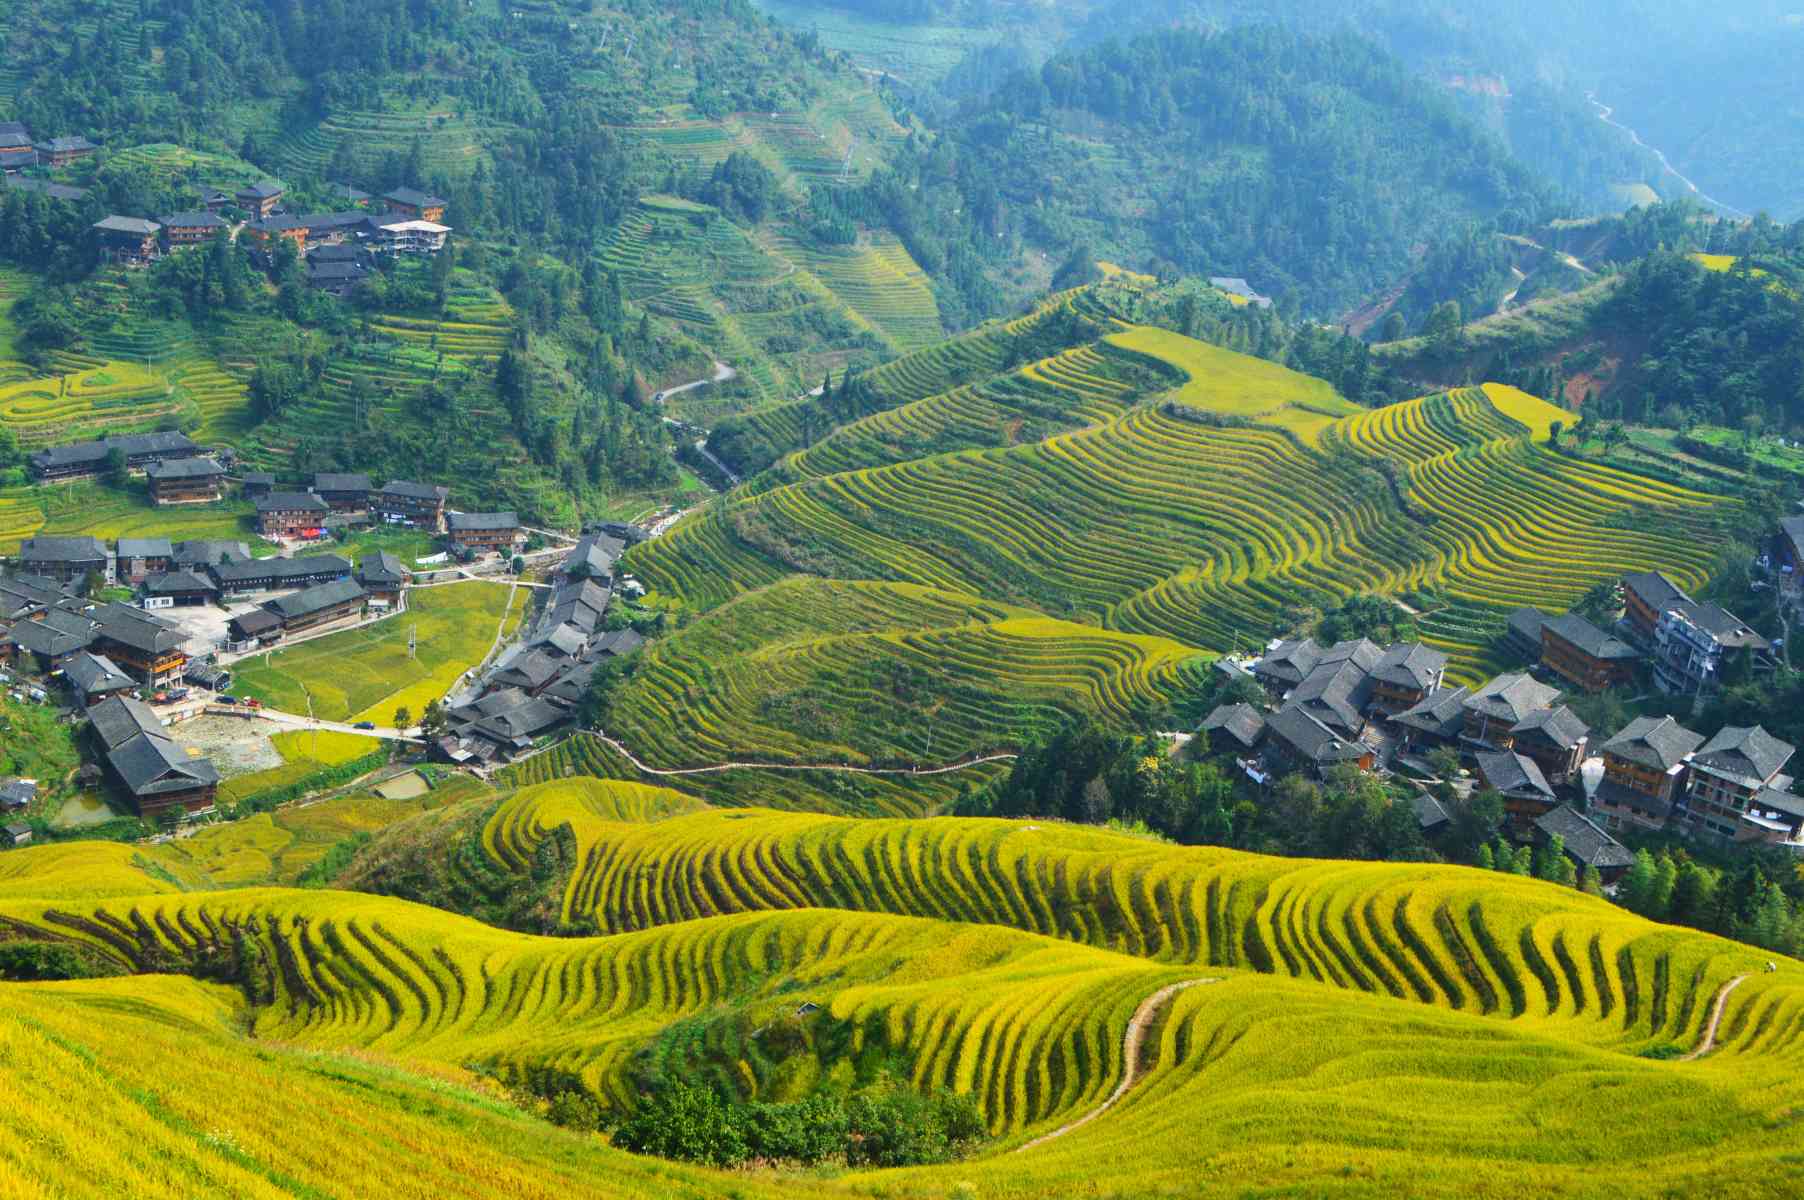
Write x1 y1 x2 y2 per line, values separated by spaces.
1620 848 1658 915
392 705 412 733
1475 842 1494 870
1379 310 1407 342
421 698 448 737
1580 864 1603 895
105 446 128 487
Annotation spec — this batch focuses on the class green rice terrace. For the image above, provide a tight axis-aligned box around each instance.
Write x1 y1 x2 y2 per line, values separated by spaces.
633 321 1737 687
598 194 945 412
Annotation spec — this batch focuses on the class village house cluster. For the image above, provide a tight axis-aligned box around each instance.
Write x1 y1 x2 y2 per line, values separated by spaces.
1205 556 1804 885
88 178 451 273
432 528 646 766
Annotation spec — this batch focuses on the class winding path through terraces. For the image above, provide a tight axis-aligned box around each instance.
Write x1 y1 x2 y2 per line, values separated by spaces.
1681 974 1749 1061
1015 978 1220 1154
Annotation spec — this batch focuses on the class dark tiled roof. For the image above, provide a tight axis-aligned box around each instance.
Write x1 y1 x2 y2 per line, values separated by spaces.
1371 642 1448 690
308 244 365 264
1623 571 1691 612
1412 792 1451 831
386 186 446 207
471 697 564 744
173 540 251 567
64 652 134 696
1601 715 1704 773
1535 806 1634 870
117 537 174 558
1289 658 1373 733
238 180 283 198
1749 787 1804 823
1254 638 1322 685
5 615 92 657
560 534 621 578
92 604 185 655
145 456 225 481
1510 705 1590 751
356 551 406 586
31 431 195 469
307 262 369 282
381 480 449 501
229 609 282 637
3 176 86 201
159 211 228 228
1781 514 1804 550
1320 638 1385 672
1201 702 1267 750
1475 750 1554 799
1463 673 1561 724
1266 705 1367 765
256 491 329 513
592 629 644 657
448 511 521 532
1394 685 1470 736
213 555 351 587
1543 612 1641 661
93 215 160 236
543 660 600 705
1508 602 1551 642
1691 725 1795 789
20 535 108 563
492 649 561 690
37 136 96 153
143 570 216 595
0 121 29 141
1664 601 1769 650
89 695 165 749
314 472 371 492
263 578 365 621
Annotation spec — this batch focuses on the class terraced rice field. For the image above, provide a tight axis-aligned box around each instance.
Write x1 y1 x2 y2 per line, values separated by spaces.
232 583 525 724
770 232 944 351
5 804 1804 1195
632 327 1733 682
607 578 1207 769
0 483 255 556
0 362 184 445
274 107 496 178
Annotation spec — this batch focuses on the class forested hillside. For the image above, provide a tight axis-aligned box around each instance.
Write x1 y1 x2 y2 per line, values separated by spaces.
769 0 1804 220
829 27 1561 317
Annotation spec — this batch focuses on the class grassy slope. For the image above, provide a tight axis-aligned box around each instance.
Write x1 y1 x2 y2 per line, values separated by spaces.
231 582 525 724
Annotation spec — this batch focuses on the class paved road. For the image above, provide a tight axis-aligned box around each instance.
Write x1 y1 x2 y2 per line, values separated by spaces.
250 708 425 743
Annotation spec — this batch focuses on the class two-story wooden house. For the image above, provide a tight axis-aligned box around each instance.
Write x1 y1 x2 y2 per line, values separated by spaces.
447 512 524 556
1621 571 1690 646
235 181 284 218
377 480 450 531
1539 612 1642 692
312 473 372 512
255 491 331 538
1592 715 1705 834
145 457 227 505
1461 673 1561 750
383 187 447 222
1507 704 1591 788
1679 725 1797 843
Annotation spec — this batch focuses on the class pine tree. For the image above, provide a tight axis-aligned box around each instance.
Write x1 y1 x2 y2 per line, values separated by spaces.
1475 842 1494 870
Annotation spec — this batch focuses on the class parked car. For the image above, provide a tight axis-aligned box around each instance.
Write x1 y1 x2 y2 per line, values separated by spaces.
352 720 375 730
219 695 237 705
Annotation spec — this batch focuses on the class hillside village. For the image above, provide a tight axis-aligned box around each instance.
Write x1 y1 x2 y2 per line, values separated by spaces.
11 0 1804 1191
0 423 651 841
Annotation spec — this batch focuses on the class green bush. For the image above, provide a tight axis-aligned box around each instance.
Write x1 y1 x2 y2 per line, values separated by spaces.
612 1080 984 1168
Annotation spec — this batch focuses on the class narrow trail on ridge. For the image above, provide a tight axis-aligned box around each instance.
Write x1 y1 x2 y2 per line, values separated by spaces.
1014 978 1219 1154
1682 975 1749 1061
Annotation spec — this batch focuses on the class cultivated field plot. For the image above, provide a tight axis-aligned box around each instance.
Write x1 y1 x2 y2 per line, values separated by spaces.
607 578 1208 769
232 582 524 724
632 325 1734 683
0 482 255 556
